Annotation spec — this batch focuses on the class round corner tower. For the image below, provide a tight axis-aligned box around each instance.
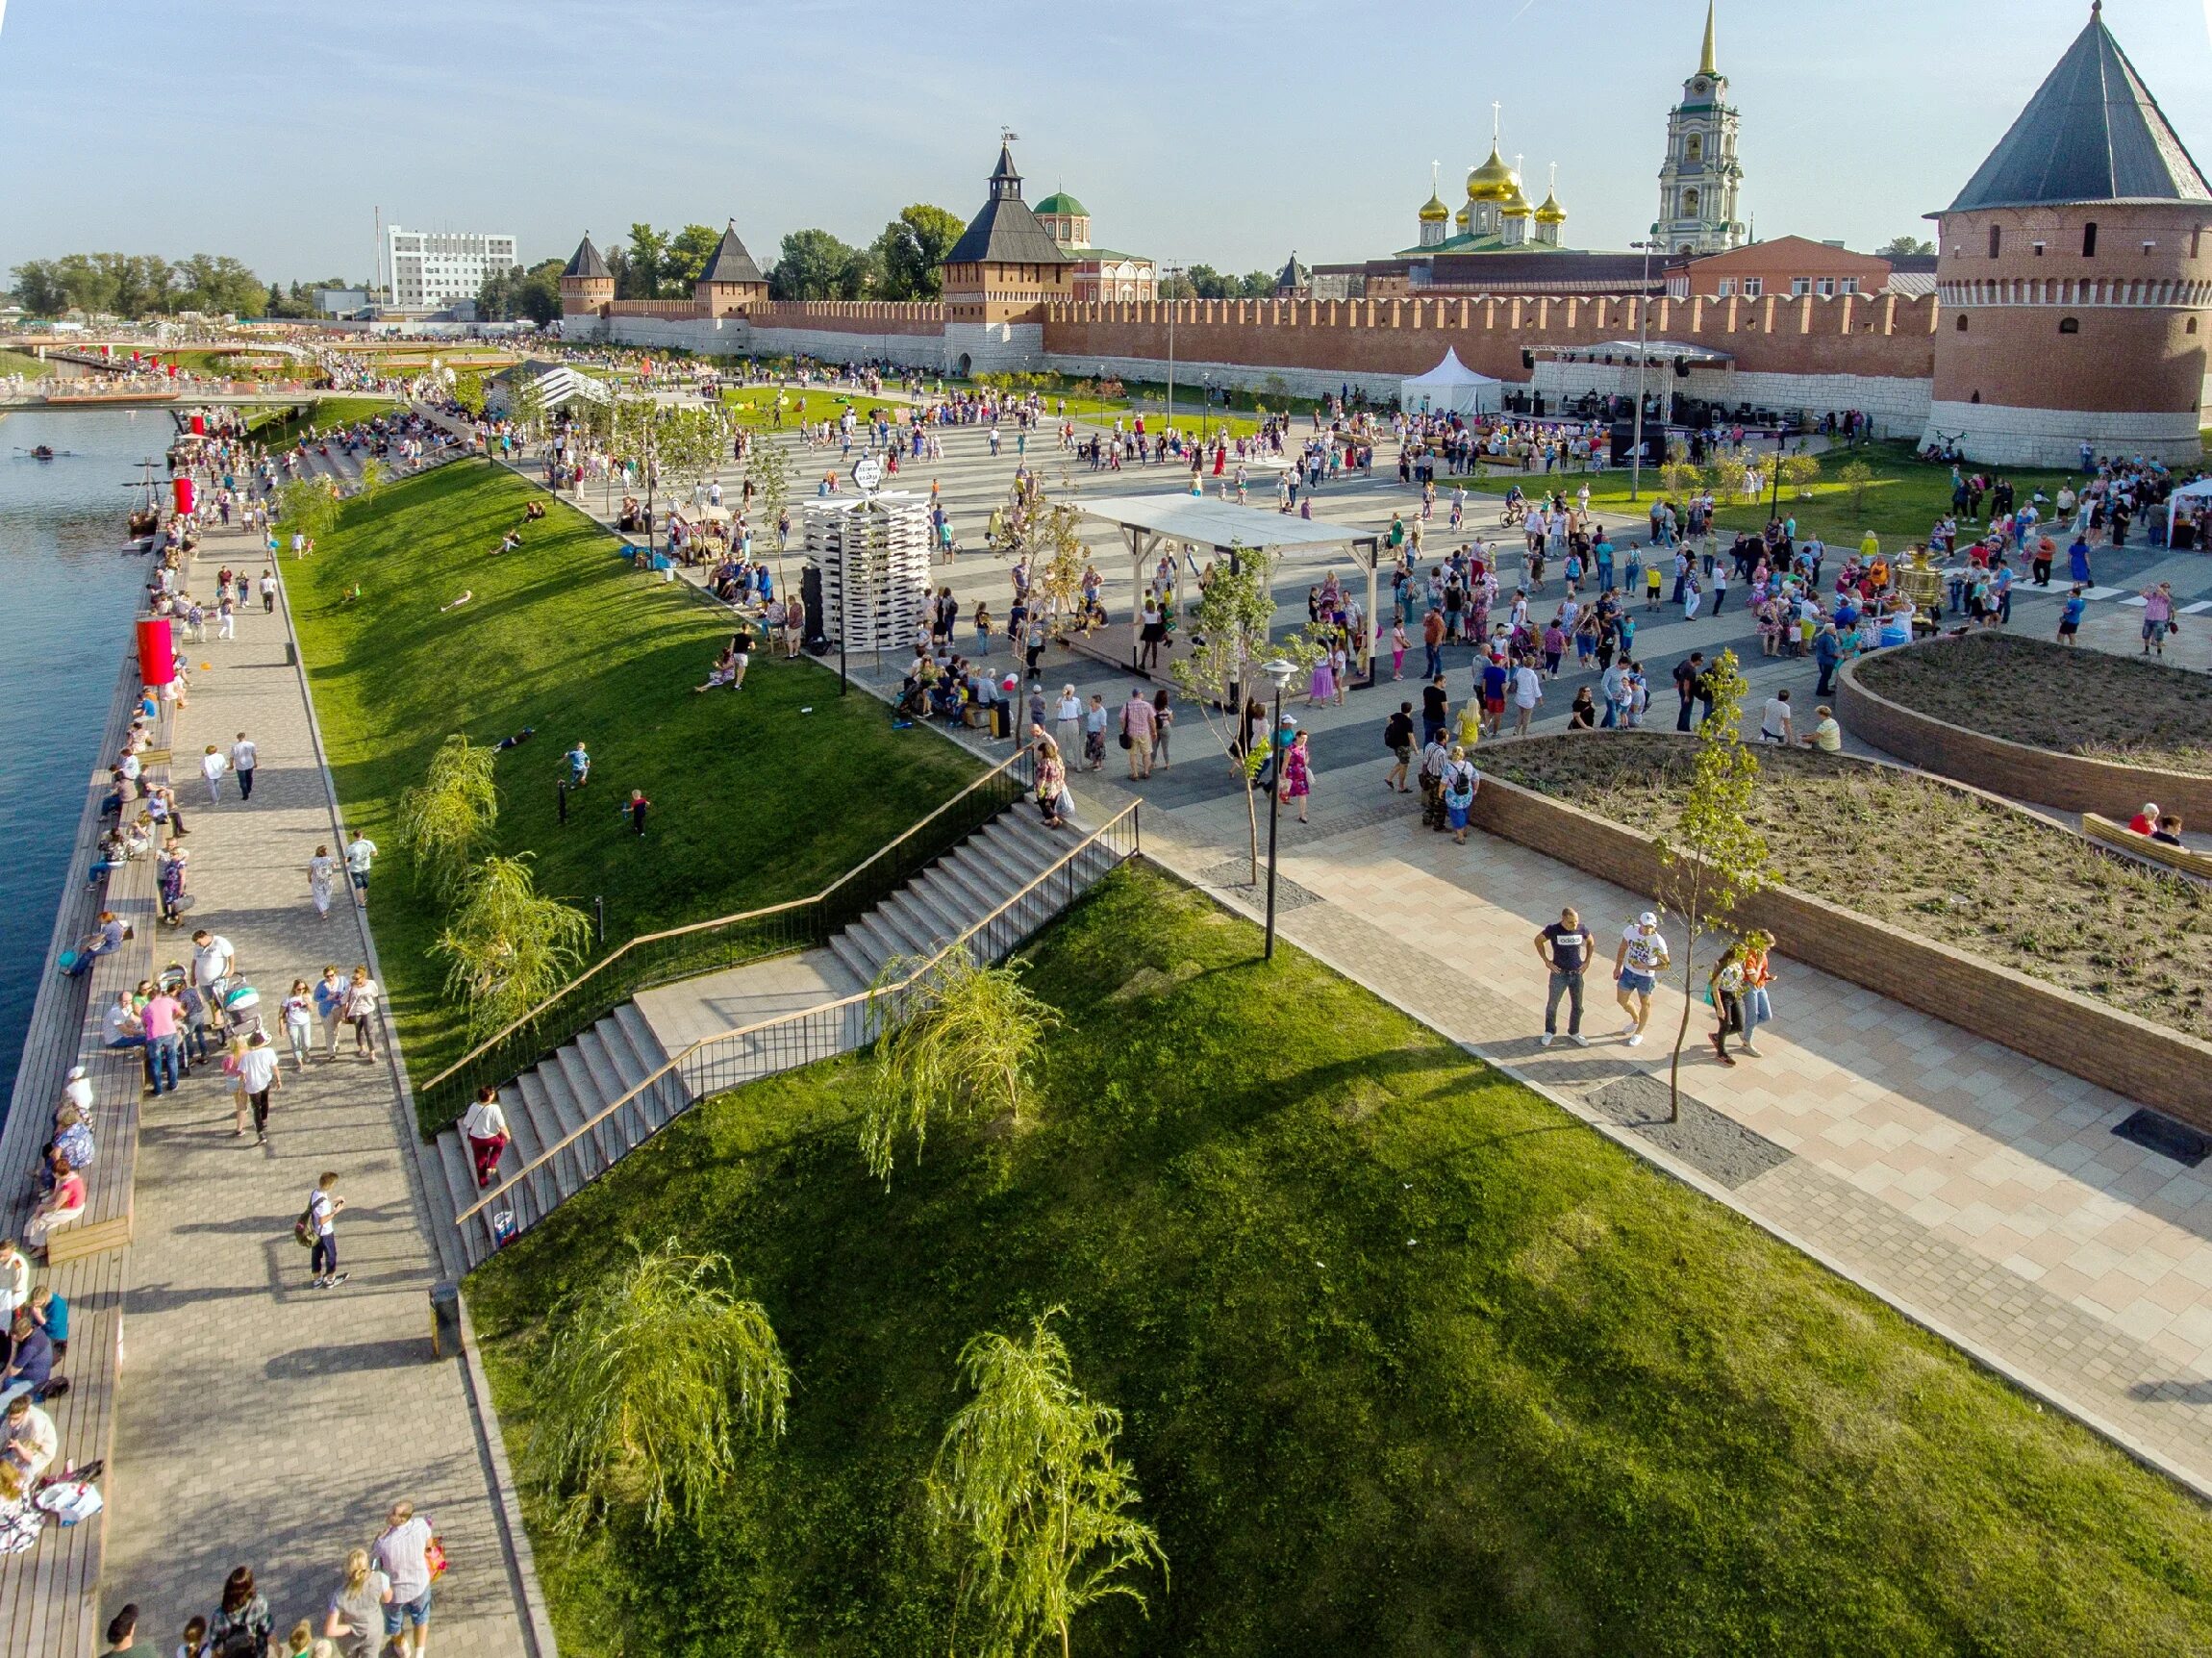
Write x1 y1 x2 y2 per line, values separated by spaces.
1926 3 2212 466
558 234 615 322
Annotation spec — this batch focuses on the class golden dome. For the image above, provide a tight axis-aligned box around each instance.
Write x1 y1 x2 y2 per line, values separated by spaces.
1454 201 1471 230
1419 190 1450 224
1534 188 1567 225
1466 146 1515 202
1501 180 1533 218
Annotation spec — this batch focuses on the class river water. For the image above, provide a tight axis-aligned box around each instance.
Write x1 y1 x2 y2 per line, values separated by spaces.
0 409 167 1102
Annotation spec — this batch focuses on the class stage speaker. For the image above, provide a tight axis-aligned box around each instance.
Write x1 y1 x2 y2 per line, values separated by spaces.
1674 357 1692 378
1521 349 1534 370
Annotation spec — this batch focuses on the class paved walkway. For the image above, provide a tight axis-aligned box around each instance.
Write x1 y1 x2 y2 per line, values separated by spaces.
102 522 536 1656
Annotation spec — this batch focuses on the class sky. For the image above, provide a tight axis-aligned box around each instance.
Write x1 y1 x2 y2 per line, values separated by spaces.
4 0 2211 287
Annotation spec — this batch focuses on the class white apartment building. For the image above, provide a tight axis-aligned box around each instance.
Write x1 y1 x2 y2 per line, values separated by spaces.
386 226 519 311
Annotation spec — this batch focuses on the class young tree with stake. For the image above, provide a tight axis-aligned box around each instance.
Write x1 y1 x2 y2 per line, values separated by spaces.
1653 648 1769 1122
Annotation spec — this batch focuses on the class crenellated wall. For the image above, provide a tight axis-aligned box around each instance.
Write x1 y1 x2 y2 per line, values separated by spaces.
1038 290 1942 384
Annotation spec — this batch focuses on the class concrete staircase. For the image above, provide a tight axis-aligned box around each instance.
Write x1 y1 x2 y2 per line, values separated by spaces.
434 808 1121 1268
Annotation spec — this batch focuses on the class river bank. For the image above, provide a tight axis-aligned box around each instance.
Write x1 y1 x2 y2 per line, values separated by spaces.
0 409 169 1101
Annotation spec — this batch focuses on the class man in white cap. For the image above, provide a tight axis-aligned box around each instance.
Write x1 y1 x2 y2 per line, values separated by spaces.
1613 911 1671 1046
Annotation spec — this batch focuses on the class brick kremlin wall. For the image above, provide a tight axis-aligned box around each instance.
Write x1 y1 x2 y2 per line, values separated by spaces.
1039 289 1941 387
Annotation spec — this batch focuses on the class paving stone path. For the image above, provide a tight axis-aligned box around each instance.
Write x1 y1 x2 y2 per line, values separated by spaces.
100 521 537 1657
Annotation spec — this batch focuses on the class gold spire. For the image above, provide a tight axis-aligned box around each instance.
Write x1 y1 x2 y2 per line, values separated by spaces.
1699 0 1718 76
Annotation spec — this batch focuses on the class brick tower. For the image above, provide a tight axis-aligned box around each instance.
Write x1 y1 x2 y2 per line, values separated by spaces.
693 219 767 317
940 142 1070 375
1925 2 2212 465
558 233 614 334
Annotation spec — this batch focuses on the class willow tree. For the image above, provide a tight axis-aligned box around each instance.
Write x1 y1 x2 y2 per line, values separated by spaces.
1654 648 1769 1122
432 853 592 1036
530 1239 789 1535
1169 551 1322 884
275 474 339 541
861 950 1056 1187
396 733 498 895
930 1309 1166 1658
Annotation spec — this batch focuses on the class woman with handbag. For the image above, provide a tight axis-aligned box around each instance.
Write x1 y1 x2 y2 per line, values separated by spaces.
342 967 382 1062
1707 942 1748 1068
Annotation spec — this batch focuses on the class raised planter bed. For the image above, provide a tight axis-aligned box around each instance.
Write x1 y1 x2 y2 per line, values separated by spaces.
1841 634 2212 822
1471 735 2212 1126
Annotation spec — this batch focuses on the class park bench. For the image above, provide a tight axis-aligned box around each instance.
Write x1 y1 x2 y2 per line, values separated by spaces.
2082 813 2212 882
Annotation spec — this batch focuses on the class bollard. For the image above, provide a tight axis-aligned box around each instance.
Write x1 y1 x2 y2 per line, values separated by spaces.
287 640 298 667
430 1281 463 1359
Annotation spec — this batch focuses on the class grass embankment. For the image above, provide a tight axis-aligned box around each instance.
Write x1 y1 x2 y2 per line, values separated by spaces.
249 395 405 448
287 461 977 1116
1857 632 2212 774
471 867 2212 1658
1462 440 2076 547
1483 734 2212 1042
0 347 59 378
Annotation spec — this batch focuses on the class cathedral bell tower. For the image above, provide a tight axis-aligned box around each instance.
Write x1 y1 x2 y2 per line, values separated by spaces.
1656 2 1745 254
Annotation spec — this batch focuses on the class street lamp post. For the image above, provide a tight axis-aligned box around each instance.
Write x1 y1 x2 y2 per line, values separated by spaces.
1629 228 1660 502
1261 657 1296 962
1164 262 1178 440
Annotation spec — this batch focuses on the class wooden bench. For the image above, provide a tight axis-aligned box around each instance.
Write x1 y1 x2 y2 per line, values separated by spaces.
2082 813 2212 881
0 657 166 1658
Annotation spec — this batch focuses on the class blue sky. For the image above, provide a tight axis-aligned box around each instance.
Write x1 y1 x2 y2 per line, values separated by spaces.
4 0 2210 286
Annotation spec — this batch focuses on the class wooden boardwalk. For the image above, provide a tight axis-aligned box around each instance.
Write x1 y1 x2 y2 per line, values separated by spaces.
0 653 165 1658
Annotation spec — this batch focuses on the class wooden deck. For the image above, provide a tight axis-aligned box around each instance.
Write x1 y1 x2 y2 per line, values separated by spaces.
0 652 164 1658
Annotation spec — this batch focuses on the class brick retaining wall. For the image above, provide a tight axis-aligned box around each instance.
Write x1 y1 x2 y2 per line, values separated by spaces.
1837 643 2212 822
1465 770 2212 1126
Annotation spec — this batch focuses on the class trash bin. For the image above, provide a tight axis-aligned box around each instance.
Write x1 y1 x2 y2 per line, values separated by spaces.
430 1281 463 1359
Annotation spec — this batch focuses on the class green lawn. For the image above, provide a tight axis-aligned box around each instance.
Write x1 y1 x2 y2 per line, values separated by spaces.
469 867 2212 1658
0 347 58 378
249 395 405 448
1460 440 2080 548
287 461 977 1118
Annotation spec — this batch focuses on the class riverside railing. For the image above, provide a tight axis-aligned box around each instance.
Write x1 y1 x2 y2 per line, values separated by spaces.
455 801 1141 1252
415 746 1035 1128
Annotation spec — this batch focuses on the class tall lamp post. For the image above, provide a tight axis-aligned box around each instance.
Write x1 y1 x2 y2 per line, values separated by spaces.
1163 262 1179 438
1260 657 1296 962
1628 227 1660 502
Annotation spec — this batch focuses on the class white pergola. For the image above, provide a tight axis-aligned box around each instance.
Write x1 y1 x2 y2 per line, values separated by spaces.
1074 493 1387 680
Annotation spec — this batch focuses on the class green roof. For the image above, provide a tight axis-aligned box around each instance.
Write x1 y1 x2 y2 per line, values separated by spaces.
1033 190 1088 216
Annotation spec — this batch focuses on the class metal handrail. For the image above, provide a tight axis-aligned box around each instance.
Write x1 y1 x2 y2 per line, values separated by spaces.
418 744 1031 1099
456 801 1139 1230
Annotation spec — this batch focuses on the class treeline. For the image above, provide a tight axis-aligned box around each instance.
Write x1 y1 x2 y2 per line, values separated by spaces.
9 252 278 319
607 205 968 304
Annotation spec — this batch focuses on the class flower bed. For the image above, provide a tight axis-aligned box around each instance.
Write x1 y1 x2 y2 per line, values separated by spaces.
1480 734 2212 1044
1854 632 2212 775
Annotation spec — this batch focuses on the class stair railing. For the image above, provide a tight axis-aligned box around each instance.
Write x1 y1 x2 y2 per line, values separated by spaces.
416 744 1034 1127
455 801 1140 1244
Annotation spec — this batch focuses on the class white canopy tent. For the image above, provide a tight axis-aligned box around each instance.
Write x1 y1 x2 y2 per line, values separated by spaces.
1399 347 1501 417
2168 477 2212 544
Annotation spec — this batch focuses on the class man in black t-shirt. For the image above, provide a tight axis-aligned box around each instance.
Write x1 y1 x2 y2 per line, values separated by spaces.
1420 676 1450 745
1672 651 1705 733
1533 905 1596 1045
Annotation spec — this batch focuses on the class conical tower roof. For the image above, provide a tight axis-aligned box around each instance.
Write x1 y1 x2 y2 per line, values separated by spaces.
698 219 765 286
563 233 610 281
1947 3 2210 212
945 140 1070 265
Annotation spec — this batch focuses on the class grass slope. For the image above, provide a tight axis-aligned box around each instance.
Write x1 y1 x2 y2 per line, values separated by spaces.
1857 631 2212 775
469 867 2212 1658
287 461 977 1109
1461 440 2077 547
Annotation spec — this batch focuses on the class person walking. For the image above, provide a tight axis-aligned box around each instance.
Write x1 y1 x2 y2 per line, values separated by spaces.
1510 656 1543 736
322 1548 390 1658
462 1087 511 1191
343 829 378 910
1672 651 1706 733
1708 940 1748 1067
1740 929 1777 1056
140 980 185 1096
1279 729 1314 823
1121 688 1156 779
306 843 339 920
206 1567 271 1658
1383 702 1416 793
1151 689 1173 766
1440 744 1479 843
1535 907 1596 1046
237 1031 281 1144
2141 581 2175 657
1053 685 1083 763
313 966 347 1060
371 1501 438 1658
342 967 382 1061
1613 911 1670 1046
229 733 257 802
305 1171 346 1290
199 744 229 806
280 981 314 1074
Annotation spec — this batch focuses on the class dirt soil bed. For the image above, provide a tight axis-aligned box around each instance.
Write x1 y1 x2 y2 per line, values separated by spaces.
1855 632 2212 775
1483 734 2212 1043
